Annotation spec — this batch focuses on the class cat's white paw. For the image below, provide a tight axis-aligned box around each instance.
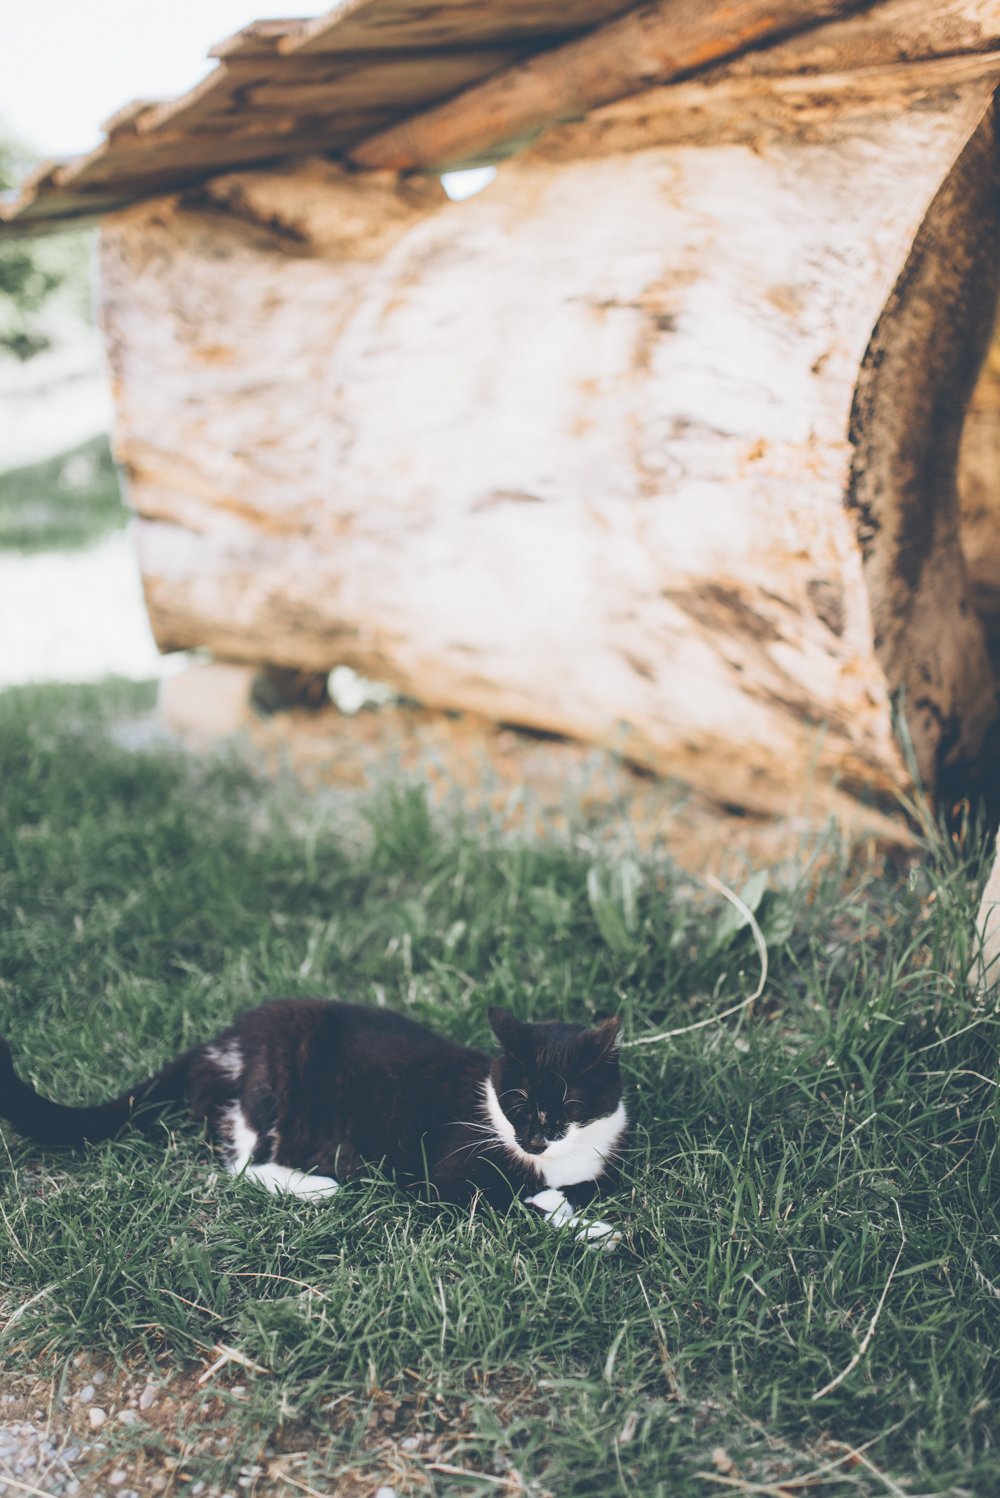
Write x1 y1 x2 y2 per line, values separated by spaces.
526 1188 575 1226
575 1219 621 1252
526 1189 620 1249
240 1162 340 1199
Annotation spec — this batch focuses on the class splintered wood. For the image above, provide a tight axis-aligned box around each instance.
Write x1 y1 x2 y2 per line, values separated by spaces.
0 0 639 233
4 0 999 231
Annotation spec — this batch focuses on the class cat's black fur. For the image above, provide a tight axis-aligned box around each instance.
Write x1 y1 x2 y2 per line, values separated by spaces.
0 1002 626 1210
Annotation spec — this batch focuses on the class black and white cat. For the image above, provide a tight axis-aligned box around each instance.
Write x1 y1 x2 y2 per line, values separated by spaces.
0 1003 627 1245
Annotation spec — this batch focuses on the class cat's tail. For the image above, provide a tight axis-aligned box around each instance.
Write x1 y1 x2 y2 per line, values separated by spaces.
0 1037 189 1149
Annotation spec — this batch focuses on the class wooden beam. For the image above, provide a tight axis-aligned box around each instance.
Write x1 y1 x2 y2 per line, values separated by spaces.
348 0 871 169
282 0 636 55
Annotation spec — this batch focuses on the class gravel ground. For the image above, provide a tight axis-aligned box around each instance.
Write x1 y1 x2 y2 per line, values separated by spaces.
0 1408 86 1495
0 1360 418 1498
0 1371 149 1498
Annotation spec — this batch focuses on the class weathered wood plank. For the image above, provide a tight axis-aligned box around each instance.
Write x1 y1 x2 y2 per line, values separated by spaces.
349 0 871 168
210 18 310 60
529 51 1000 159
3 0 925 234
283 0 634 54
350 0 1000 168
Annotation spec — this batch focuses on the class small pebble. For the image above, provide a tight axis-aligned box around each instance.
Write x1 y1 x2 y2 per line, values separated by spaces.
108 1471 127 1487
117 1410 139 1426
400 1436 421 1451
138 1386 157 1412
375 1486 398 1498
148 1478 167 1493
91 1372 107 1386
76 1385 95 1404
191 1483 206 1496
88 1407 107 1430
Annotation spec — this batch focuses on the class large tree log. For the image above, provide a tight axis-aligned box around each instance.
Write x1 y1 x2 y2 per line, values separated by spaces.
99 75 1000 833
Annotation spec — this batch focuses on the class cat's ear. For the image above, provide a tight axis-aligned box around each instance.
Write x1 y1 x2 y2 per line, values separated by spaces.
488 1007 533 1063
580 1015 622 1065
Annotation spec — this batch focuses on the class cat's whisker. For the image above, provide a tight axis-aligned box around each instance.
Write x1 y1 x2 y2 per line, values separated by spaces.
439 1134 502 1165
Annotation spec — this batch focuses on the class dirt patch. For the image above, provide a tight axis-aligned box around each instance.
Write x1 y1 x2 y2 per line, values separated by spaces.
0 1357 538 1498
238 695 857 877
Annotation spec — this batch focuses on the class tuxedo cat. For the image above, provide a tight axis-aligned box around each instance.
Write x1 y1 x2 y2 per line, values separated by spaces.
0 1003 627 1245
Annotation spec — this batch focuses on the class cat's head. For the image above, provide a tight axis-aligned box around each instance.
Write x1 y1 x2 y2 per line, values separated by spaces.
486 1006 624 1158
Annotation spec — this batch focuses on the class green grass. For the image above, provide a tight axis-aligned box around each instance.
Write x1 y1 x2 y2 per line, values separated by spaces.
2 679 1000 1495
0 434 127 551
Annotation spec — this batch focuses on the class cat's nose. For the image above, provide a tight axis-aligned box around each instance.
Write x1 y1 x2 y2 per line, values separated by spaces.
525 1132 547 1154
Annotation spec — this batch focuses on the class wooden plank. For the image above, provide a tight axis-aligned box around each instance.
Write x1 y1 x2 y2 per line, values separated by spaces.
10 0 997 235
348 0 876 168
243 52 523 114
719 0 1000 77
140 51 526 137
135 64 250 136
53 121 379 195
209 17 311 59
529 52 1000 160
1 112 395 230
101 99 162 137
283 0 635 54
351 0 1000 169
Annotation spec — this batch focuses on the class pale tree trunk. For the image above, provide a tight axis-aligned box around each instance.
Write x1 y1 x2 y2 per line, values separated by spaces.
98 75 1000 836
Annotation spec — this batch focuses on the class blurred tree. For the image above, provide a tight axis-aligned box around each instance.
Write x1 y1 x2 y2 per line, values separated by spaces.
0 135 93 361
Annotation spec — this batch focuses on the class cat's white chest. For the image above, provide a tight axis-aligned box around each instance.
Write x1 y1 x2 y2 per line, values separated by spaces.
482 1079 626 1187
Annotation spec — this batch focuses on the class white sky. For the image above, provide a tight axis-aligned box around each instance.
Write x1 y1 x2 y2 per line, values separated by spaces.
1 0 325 159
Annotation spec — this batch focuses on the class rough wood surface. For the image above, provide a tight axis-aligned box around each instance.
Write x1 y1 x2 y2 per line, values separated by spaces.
349 0 869 169
0 0 645 233
283 0 636 53
98 77 999 831
7 0 1000 234
348 0 999 169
